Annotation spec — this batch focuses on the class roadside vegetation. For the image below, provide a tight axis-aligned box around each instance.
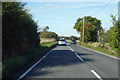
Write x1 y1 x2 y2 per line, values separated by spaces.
78 42 119 58
2 42 57 79
39 26 59 41
40 38 56 43
2 1 119 80
74 16 120 58
2 2 58 80
2 2 40 59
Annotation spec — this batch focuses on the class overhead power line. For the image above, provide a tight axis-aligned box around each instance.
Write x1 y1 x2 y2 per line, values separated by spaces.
93 2 111 16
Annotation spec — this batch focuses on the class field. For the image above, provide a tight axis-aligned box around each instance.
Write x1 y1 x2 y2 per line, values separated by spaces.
66 39 80 43
40 38 56 43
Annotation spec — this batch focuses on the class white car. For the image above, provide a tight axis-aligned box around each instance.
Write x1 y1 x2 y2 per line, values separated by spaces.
58 39 67 46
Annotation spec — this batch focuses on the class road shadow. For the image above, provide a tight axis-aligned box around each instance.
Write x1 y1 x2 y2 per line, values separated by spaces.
23 50 94 78
75 53 94 62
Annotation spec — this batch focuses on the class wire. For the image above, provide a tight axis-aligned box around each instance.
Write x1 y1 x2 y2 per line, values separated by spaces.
92 2 111 16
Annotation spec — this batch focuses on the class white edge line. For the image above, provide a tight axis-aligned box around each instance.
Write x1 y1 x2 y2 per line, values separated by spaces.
77 44 120 60
17 47 56 80
91 70 103 80
75 53 84 62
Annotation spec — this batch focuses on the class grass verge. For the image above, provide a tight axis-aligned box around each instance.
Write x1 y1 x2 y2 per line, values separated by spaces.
78 42 120 58
2 42 57 80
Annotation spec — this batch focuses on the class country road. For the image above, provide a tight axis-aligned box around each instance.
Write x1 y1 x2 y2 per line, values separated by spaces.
22 43 119 79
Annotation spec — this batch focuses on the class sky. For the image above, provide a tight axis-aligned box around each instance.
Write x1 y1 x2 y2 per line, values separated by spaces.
24 1 118 37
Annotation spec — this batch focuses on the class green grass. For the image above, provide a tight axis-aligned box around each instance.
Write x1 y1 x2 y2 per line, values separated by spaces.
78 42 119 58
2 42 57 79
41 42 58 47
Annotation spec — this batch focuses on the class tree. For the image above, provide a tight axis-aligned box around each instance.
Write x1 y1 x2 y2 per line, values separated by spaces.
106 15 120 49
97 28 106 48
69 36 77 40
110 15 117 26
43 26 49 32
39 31 58 40
2 2 40 58
74 16 101 42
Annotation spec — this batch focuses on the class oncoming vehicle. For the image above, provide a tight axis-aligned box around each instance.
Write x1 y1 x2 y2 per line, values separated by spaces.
58 39 67 46
70 39 76 44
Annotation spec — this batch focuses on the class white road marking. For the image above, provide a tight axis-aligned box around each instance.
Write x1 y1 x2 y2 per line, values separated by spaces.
91 70 103 80
17 46 56 80
68 46 84 62
77 44 120 60
75 53 84 62
68 46 74 51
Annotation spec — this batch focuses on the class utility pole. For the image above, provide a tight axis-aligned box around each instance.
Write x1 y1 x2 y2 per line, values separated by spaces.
82 18 84 43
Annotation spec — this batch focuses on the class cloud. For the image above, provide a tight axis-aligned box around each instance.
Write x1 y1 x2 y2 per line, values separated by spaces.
106 20 111 23
40 7 43 9
46 4 60 8
39 4 60 9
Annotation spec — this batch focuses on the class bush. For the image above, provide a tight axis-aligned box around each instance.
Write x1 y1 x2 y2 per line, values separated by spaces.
2 2 40 59
2 42 57 80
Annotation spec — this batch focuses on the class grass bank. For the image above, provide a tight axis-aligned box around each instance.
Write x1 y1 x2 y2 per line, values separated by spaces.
78 42 119 58
2 42 57 80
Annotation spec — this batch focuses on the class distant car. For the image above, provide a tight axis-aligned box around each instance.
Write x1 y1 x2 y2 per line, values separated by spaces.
58 39 67 46
70 39 76 44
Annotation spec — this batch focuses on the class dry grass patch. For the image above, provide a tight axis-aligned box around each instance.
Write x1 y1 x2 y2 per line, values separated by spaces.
79 42 119 58
40 38 56 43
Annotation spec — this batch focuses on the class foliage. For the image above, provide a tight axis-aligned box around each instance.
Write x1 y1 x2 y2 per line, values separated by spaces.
74 16 102 42
43 26 49 32
69 36 77 40
97 29 106 48
2 42 57 80
58 36 69 40
106 20 119 49
106 15 120 50
2 2 40 59
39 31 59 40
78 42 119 58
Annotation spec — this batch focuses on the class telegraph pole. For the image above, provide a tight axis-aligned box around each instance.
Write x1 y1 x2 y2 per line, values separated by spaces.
82 18 84 43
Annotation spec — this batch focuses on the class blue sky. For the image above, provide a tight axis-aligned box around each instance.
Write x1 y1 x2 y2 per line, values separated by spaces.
24 2 118 37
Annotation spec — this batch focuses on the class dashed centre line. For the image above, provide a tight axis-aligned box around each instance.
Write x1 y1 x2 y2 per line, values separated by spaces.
68 46 84 62
91 70 103 80
69 45 103 79
75 53 84 62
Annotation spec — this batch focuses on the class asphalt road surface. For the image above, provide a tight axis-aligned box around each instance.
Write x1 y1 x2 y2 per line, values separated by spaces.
23 43 119 80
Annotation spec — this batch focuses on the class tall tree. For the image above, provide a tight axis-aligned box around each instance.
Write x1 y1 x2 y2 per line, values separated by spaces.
106 15 119 49
74 16 102 42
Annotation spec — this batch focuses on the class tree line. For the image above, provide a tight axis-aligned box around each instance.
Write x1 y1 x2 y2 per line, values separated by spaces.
2 2 59 59
2 2 40 59
39 26 59 41
74 16 120 51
